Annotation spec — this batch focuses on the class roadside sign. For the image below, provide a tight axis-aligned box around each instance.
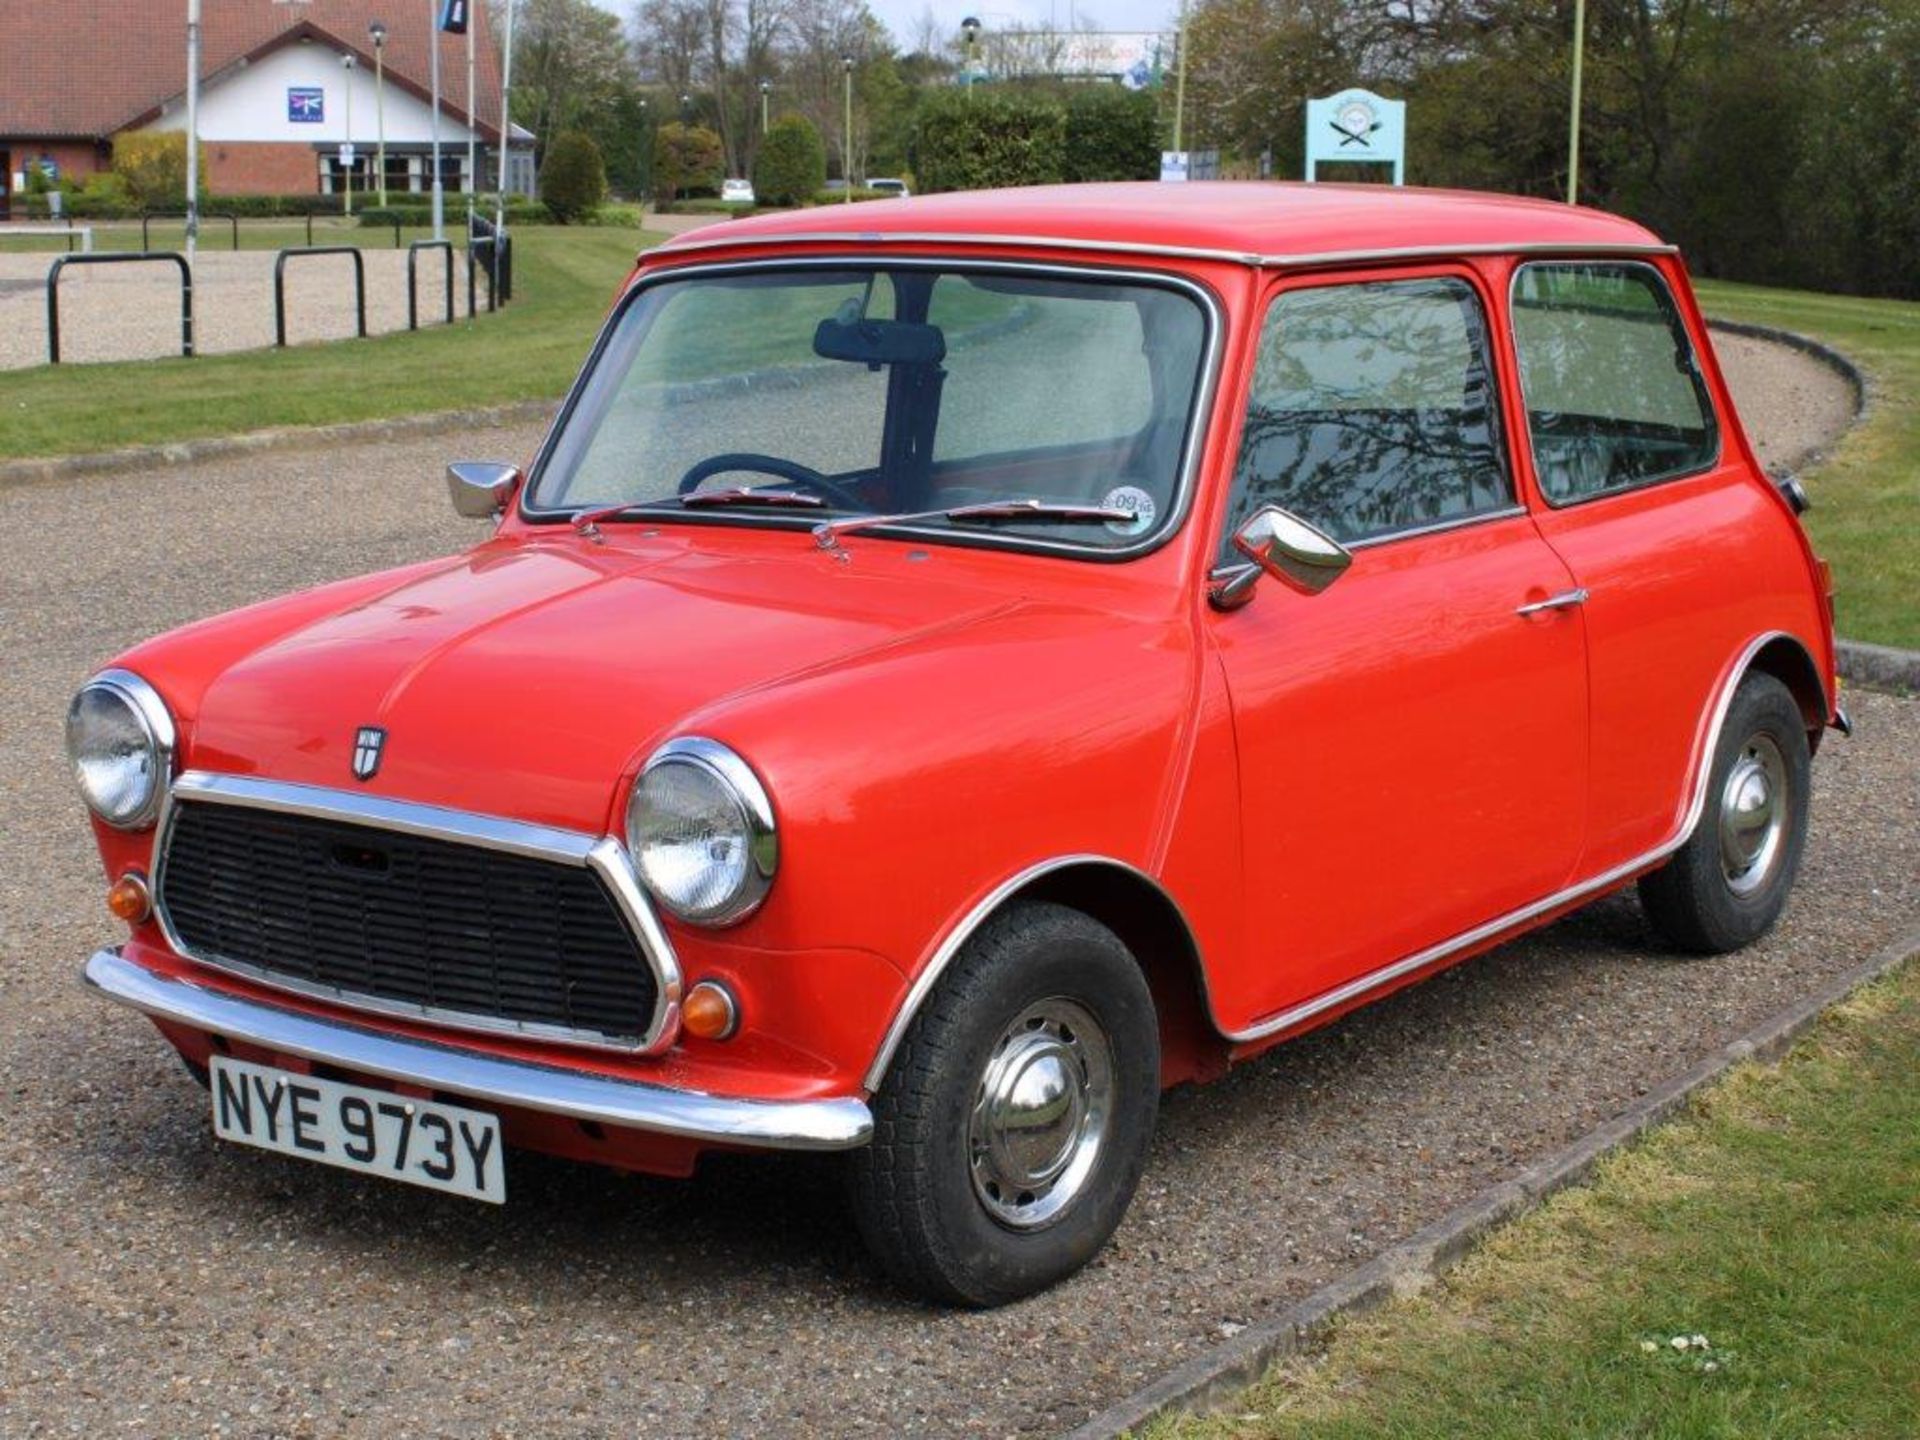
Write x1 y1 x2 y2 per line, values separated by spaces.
338 143 356 164
1305 88 1406 184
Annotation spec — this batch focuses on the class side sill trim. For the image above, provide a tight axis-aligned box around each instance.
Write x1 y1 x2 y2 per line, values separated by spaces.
85 948 872 1151
1222 629 1799 1044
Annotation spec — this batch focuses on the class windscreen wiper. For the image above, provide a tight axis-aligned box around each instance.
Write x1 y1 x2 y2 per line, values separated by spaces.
812 498 1139 555
572 488 826 538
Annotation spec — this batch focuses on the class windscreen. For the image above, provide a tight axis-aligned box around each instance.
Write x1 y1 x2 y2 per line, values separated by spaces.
528 266 1210 552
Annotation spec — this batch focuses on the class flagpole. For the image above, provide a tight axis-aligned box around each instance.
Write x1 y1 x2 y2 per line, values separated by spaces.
429 0 445 241
465 15 477 230
184 0 200 269
496 0 516 252
1567 0 1586 205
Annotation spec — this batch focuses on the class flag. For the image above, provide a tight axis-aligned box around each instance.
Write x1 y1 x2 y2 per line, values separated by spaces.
440 0 468 34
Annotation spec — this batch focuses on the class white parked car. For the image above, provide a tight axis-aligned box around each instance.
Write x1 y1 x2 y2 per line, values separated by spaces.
868 178 911 198
720 178 755 206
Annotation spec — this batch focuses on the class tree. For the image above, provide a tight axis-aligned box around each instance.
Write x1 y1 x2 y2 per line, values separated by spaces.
753 113 827 203
652 121 727 201
111 133 207 207
509 0 637 157
539 130 609 219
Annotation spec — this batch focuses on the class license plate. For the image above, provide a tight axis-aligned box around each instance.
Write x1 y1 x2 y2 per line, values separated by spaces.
210 1056 505 1203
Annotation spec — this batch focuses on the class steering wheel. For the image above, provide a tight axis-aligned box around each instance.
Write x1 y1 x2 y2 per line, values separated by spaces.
676 453 868 510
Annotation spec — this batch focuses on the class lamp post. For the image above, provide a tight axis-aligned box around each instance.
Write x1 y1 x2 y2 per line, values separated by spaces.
1172 0 1187 154
1567 0 1587 204
681 92 692 121
341 52 356 216
842 55 854 203
960 17 980 100
638 96 651 202
369 21 388 208
760 79 771 134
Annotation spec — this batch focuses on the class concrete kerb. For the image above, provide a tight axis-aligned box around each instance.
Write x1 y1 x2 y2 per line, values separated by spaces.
1061 920 1920 1440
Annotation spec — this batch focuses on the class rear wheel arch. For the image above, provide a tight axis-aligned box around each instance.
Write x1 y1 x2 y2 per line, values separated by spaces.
1744 632 1830 751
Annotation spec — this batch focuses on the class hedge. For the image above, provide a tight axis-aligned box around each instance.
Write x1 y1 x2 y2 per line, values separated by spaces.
539 131 608 223
912 91 1066 193
754 115 828 207
1063 87 1161 183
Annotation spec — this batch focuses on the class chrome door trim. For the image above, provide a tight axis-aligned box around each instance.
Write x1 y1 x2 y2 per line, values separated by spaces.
1220 630 1798 1044
85 948 866 1149
150 772 684 1056
862 854 1197 1092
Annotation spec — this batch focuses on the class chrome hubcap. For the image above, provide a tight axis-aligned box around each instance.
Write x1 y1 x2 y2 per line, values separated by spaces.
968 998 1112 1231
1718 733 1788 896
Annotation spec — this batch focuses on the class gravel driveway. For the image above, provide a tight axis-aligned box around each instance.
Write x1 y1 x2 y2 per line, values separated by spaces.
0 340 1908 1438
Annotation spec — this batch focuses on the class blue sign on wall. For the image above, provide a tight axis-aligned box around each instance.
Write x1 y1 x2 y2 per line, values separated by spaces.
288 87 326 124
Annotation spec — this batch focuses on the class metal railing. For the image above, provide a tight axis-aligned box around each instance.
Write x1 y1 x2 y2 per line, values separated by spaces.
407 238 455 330
142 212 240 252
273 246 366 348
46 251 193 364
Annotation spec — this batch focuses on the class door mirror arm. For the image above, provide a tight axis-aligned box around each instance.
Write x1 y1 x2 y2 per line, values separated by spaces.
447 462 523 520
1209 505 1353 609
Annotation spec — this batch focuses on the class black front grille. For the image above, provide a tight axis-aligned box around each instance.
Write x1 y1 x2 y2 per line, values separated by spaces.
159 801 658 1044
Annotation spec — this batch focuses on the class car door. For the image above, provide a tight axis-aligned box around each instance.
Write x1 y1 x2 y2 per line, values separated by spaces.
1206 266 1590 1032
1506 259 1763 877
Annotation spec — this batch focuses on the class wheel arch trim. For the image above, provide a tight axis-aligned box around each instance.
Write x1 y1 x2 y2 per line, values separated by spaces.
861 854 1202 1093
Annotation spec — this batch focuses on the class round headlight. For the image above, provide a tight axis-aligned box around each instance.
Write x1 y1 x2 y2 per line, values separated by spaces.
65 670 175 829
626 738 777 926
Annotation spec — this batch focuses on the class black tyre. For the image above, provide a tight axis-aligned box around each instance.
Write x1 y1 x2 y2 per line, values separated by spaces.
1639 672 1811 954
850 901 1160 1306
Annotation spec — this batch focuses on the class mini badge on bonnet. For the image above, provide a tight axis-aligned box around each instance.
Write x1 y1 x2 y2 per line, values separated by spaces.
351 726 387 781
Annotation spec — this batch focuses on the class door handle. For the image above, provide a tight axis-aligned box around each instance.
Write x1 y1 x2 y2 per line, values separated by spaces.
1515 587 1589 616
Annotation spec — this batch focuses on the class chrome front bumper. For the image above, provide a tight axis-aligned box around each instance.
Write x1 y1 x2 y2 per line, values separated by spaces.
84 948 873 1152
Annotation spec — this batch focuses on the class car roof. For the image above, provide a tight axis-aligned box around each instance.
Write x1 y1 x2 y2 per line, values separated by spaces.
654 181 1669 268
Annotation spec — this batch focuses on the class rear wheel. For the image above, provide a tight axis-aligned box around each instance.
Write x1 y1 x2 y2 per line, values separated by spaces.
850 901 1159 1306
1639 672 1811 953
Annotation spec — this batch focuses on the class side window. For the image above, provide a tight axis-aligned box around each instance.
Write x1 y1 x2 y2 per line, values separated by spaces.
1220 276 1511 558
1511 262 1719 504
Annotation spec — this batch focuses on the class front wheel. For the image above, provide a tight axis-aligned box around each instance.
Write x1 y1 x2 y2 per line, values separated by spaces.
1639 671 1812 953
850 901 1160 1306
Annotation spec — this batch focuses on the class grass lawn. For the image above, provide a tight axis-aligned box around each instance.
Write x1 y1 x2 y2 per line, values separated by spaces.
1151 957 1920 1440
1698 280 1920 650
0 226 655 459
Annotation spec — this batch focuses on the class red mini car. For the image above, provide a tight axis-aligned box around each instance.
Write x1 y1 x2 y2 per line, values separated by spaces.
72 184 1846 1304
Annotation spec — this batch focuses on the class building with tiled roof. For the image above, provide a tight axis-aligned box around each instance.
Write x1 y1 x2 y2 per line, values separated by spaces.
1 0 532 203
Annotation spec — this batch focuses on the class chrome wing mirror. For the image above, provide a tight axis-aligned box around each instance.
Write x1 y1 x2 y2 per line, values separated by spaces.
1210 504 1353 610
447 461 523 519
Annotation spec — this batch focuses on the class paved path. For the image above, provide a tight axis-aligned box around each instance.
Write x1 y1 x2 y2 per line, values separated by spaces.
0 335 1905 1438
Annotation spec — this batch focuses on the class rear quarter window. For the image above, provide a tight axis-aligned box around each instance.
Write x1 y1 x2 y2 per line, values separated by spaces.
1511 262 1720 505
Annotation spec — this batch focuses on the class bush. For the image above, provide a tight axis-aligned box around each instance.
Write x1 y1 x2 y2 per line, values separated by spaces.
539 130 608 223
912 91 1066 193
652 123 726 204
111 133 207 207
1063 87 1161 183
753 115 827 207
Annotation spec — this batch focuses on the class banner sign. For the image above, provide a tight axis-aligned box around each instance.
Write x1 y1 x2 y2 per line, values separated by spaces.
1304 88 1406 184
439 0 469 34
288 87 325 124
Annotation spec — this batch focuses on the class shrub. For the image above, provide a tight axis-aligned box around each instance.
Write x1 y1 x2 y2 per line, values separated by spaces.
652 123 726 204
753 114 827 207
912 91 1066 193
539 130 608 223
1063 87 1161 183
111 133 207 207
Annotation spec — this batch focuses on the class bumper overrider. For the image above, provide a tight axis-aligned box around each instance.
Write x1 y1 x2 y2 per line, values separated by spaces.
84 947 874 1150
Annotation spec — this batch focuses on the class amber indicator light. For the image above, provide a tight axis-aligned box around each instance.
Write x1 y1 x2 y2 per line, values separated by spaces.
107 873 152 924
682 981 739 1041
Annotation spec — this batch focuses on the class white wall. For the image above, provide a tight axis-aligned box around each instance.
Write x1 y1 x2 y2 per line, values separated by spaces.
142 42 483 147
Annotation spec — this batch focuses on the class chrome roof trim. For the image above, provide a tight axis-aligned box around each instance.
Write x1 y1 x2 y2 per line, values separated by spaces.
650 230 1677 271
151 772 684 1056
85 948 869 1150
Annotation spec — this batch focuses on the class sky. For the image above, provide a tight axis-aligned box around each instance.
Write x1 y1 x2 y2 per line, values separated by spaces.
587 0 1180 52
